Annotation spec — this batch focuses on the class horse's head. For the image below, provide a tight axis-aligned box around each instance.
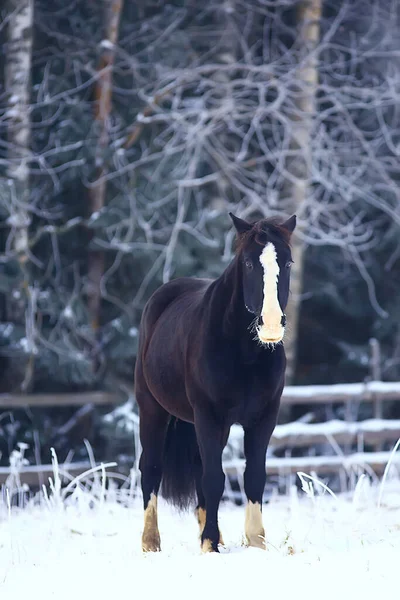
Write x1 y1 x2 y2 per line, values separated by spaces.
229 212 296 345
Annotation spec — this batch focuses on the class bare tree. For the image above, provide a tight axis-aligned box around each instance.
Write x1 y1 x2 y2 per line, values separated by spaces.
94 0 398 379
1 0 399 393
87 0 124 336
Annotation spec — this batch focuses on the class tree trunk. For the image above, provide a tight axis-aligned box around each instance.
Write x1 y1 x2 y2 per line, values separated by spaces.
5 0 33 270
87 0 123 333
5 0 34 390
283 0 322 384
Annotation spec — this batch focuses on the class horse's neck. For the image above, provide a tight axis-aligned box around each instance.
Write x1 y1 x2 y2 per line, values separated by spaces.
220 258 246 331
207 257 256 353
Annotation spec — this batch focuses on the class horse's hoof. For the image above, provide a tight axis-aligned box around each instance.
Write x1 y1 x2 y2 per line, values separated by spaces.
142 543 161 552
201 538 219 553
196 507 224 547
245 534 266 550
142 534 161 552
200 531 224 546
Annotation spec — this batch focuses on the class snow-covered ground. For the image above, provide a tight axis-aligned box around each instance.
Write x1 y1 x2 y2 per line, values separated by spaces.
1 464 399 599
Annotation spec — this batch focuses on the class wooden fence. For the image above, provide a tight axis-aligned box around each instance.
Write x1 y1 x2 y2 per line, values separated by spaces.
0 391 117 408
226 381 400 478
1 380 400 486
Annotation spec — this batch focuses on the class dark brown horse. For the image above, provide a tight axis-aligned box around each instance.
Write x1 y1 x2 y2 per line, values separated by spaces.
135 213 296 553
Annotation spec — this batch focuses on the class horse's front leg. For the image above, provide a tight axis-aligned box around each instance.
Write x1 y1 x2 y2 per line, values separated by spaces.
194 409 228 553
243 402 280 549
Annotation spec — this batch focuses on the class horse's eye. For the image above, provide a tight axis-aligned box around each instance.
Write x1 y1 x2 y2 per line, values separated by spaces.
286 260 293 268
245 260 253 270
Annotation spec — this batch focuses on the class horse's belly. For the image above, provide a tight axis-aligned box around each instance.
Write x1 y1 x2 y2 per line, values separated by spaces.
143 330 194 423
148 378 194 422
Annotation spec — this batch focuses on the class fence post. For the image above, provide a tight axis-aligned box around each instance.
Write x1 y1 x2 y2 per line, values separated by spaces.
369 338 382 419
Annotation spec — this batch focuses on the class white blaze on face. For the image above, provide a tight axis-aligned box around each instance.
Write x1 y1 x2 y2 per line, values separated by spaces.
258 243 284 343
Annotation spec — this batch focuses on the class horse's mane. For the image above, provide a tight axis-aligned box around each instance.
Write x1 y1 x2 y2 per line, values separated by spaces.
234 217 292 254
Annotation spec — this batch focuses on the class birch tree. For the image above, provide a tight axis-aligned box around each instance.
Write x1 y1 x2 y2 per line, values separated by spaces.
283 0 322 383
5 0 34 389
5 0 33 269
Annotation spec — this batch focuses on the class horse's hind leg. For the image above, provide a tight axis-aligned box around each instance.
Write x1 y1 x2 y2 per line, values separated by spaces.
138 390 169 552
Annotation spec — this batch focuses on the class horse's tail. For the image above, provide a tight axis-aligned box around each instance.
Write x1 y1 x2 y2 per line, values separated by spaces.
160 418 199 510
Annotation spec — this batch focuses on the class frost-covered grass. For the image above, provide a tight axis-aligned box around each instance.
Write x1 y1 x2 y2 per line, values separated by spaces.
0 454 399 599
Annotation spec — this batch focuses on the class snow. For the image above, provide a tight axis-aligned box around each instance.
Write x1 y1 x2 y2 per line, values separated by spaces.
103 399 139 434
62 305 74 319
283 380 400 398
224 451 400 473
5 108 19 118
100 39 114 50
8 95 20 105
0 323 14 338
6 213 31 228
274 418 400 437
1 464 400 599
88 210 101 222
17 336 33 353
226 420 400 471
116 242 133 253
231 418 400 442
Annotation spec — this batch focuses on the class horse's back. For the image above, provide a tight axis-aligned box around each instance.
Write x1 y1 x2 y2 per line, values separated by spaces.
139 277 211 337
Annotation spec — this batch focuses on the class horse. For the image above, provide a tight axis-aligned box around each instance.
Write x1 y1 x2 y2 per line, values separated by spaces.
134 212 296 553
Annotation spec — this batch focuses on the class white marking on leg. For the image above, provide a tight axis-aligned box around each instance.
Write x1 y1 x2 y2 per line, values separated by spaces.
245 500 266 549
142 493 161 552
201 538 215 553
196 506 206 535
195 507 224 545
258 243 284 343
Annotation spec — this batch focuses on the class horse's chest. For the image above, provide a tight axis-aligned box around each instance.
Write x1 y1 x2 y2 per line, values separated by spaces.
208 356 280 424
229 372 270 419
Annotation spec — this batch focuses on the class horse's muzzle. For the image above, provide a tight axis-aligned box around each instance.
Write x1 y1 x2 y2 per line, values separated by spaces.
257 312 286 344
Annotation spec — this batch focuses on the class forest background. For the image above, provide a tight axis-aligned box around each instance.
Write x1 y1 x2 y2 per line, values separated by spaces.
0 0 399 469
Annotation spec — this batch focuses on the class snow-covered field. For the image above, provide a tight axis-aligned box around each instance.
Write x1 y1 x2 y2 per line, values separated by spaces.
1 462 399 599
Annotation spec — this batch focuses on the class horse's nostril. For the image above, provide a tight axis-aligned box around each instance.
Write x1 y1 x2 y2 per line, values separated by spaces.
281 314 287 327
257 314 263 327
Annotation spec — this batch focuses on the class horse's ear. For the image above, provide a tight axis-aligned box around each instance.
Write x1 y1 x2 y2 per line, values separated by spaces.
229 213 252 235
281 215 296 234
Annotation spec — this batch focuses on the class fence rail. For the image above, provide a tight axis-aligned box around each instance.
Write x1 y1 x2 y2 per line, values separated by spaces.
263 419 400 449
2 450 399 487
0 462 93 487
281 381 400 405
1 380 400 409
1 380 400 488
224 451 400 477
0 391 117 408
